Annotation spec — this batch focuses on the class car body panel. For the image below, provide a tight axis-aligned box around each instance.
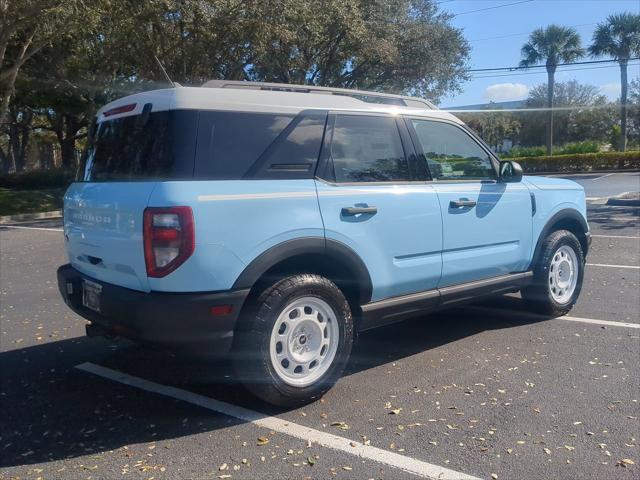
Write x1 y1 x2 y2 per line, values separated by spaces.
523 175 588 261
146 179 324 292
63 182 156 292
315 180 443 301
432 181 534 286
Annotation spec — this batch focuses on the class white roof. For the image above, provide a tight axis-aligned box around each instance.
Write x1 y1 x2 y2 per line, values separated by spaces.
96 86 463 124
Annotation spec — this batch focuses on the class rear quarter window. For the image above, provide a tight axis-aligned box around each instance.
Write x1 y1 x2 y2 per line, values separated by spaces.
194 110 326 180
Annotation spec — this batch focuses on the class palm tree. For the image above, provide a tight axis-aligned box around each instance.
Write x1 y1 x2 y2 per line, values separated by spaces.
589 12 640 152
520 25 585 155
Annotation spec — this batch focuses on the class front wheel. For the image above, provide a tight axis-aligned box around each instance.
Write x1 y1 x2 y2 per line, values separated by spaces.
522 229 585 316
233 274 354 407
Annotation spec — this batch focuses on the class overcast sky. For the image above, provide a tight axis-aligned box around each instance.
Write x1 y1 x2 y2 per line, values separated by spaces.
440 0 640 107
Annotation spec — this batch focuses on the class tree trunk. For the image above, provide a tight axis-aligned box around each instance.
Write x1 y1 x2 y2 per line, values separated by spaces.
546 67 555 156
619 59 628 153
60 114 82 170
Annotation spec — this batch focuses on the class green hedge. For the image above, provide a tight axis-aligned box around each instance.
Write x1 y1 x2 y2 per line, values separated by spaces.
0 169 75 189
503 151 640 173
508 141 601 158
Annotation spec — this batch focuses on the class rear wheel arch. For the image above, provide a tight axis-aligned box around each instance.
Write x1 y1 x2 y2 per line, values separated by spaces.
232 238 373 309
530 209 589 268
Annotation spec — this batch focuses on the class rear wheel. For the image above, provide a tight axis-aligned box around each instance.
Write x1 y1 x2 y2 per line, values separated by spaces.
233 274 353 407
522 229 584 316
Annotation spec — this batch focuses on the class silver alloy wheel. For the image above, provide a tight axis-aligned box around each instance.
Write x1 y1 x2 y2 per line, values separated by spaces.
548 245 579 304
269 296 340 387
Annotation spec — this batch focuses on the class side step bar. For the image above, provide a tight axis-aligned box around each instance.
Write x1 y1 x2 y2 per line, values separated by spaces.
359 271 533 331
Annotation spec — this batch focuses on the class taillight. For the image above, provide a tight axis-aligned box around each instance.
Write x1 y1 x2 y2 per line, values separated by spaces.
143 207 195 278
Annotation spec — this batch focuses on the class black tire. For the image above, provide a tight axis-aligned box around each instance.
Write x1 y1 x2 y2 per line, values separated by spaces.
233 274 354 407
522 229 585 316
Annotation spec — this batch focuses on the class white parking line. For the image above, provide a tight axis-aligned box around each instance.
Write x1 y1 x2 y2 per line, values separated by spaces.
561 316 639 329
591 234 640 239
468 305 639 330
0 225 63 232
76 362 480 480
586 263 640 270
590 173 615 181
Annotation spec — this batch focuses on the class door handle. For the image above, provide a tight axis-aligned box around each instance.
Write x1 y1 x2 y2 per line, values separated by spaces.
449 199 477 208
341 206 378 216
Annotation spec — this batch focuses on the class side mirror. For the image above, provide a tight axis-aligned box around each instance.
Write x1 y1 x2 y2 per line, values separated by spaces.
499 160 523 183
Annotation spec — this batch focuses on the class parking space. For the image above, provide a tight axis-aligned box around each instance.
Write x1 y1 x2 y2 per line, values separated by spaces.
552 172 640 200
1 200 638 480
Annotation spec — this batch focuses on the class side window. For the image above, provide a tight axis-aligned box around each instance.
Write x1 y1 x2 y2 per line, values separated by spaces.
329 115 409 183
246 111 326 179
194 111 294 179
410 119 496 181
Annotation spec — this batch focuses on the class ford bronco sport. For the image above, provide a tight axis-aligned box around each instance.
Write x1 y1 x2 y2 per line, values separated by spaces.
57 81 590 406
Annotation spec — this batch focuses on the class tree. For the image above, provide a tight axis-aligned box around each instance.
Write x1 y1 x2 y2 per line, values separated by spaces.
627 77 640 147
99 0 470 101
589 12 640 152
248 0 470 99
0 1 87 129
519 80 613 147
520 25 585 155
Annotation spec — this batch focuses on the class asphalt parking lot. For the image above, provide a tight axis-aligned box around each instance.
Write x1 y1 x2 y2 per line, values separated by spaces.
1 174 638 480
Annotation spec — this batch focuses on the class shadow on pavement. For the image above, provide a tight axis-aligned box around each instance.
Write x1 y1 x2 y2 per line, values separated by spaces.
0 296 551 468
587 204 640 232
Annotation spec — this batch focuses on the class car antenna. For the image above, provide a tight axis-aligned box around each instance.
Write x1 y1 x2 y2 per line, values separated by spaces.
154 55 181 87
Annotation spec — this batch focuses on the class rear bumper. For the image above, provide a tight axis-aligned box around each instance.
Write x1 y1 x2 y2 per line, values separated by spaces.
57 264 249 356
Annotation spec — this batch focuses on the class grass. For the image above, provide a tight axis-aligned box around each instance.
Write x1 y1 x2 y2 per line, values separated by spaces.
0 187 65 216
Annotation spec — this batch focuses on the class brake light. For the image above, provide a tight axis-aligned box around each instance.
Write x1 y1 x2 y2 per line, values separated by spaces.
143 207 195 278
103 103 136 117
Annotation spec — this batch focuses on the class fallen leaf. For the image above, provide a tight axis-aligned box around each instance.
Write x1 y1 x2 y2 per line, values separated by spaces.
389 409 402 415
307 457 316 466
617 459 635 467
564 445 575 451
491 474 498 480
257 437 269 446
219 463 228 471
330 422 350 431
342 466 352 471
544 448 551 455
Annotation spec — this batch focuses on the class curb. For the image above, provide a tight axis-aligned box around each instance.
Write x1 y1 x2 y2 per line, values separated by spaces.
605 191 640 207
607 198 640 207
0 210 62 224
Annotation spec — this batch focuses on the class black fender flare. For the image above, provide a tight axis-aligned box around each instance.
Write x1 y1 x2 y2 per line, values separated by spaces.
530 209 590 269
232 237 373 304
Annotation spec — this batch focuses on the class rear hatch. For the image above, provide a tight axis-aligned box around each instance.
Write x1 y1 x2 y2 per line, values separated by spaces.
64 100 197 292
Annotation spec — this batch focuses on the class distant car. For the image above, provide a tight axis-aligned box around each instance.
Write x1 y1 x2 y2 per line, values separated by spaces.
57 81 590 406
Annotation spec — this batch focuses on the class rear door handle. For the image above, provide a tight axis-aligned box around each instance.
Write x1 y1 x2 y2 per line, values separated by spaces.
449 199 477 208
341 206 378 216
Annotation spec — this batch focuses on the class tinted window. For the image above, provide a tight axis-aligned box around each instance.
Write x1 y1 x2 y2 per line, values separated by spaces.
79 110 197 181
329 115 409 183
410 120 495 180
246 111 326 179
194 112 294 179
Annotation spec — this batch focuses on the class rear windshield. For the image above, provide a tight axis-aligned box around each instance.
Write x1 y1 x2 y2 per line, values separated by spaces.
78 110 197 181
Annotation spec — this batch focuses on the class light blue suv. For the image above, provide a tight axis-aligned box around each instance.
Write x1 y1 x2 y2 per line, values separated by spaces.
57 81 590 406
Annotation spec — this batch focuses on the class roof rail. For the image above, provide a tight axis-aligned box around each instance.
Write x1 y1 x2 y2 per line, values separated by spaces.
201 79 436 109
